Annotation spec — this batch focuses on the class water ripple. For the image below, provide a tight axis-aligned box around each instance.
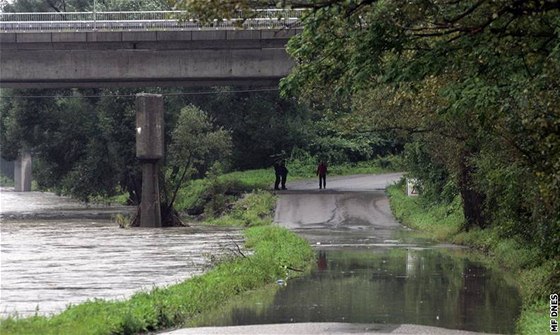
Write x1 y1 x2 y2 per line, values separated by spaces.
1 219 243 317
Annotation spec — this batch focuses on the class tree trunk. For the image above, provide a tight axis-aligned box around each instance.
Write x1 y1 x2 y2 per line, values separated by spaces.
130 205 187 227
458 150 486 231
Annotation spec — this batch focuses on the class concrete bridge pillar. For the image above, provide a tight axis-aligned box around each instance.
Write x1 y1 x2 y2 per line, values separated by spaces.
14 151 32 192
136 94 164 228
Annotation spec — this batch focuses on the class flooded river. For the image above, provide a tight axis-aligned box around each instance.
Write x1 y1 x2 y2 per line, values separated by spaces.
0 189 242 317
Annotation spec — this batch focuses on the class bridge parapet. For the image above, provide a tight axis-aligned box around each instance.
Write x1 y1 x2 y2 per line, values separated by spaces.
0 28 298 47
0 10 303 33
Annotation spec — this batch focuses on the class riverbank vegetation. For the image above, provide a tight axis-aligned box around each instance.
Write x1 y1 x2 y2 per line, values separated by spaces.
178 1 559 333
0 157 392 334
173 157 398 219
174 0 559 270
388 180 558 334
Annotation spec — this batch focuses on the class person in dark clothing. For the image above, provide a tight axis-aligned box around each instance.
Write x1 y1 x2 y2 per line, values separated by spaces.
273 162 282 190
317 250 328 271
317 161 327 189
279 161 288 190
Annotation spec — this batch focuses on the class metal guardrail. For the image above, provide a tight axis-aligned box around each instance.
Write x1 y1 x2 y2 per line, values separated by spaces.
0 10 304 32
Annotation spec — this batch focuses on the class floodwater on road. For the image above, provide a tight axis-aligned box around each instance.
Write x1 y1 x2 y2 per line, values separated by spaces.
187 174 522 334
190 247 521 334
0 189 243 317
0 175 523 334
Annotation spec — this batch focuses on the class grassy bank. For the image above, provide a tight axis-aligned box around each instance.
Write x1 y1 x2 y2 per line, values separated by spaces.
101 158 399 211
387 180 558 334
175 158 399 215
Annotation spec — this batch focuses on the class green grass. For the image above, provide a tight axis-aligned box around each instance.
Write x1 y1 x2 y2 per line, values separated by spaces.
206 190 277 227
386 180 559 335
187 282 280 327
0 159 399 334
88 158 400 214
286 156 400 179
0 172 317 335
387 181 463 240
0 225 315 335
173 169 272 213
516 301 550 335
176 158 400 214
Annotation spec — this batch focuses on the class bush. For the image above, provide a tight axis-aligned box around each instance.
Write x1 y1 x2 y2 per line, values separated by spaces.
0 174 14 187
207 191 277 227
402 141 458 205
387 183 560 335
387 181 463 240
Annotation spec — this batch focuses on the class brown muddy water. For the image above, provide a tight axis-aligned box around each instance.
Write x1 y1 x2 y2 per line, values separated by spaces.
0 188 243 317
0 219 242 317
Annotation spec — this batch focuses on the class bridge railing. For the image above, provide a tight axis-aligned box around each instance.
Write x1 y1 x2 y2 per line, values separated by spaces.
0 10 304 32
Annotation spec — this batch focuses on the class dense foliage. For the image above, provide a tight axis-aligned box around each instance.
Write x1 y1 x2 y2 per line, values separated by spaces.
0 86 392 203
2 2 559 333
159 104 232 225
273 0 559 259
172 0 560 253
0 0 400 204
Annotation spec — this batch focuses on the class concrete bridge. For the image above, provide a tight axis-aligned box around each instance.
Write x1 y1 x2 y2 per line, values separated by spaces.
0 11 301 191
0 10 301 88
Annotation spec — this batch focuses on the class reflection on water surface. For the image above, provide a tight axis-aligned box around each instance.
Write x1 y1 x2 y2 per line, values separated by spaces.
193 248 521 334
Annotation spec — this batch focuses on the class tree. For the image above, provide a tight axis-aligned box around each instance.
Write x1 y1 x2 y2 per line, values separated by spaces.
173 0 560 255
184 88 314 169
282 0 559 249
0 89 128 201
159 104 232 225
1 0 169 12
95 90 142 204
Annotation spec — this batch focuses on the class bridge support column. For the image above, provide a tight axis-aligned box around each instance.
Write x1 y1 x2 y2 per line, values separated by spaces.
136 94 164 228
140 161 161 228
14 151 32 192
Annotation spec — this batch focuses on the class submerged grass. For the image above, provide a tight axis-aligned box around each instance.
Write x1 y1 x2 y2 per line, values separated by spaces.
387 179 557 335
187 282 280 327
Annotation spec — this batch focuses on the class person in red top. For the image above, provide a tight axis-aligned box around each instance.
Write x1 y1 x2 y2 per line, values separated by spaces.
316 161 328 189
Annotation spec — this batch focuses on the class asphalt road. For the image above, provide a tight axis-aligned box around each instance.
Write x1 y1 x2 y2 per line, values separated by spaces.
160 322 499 335
158 173 499 335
